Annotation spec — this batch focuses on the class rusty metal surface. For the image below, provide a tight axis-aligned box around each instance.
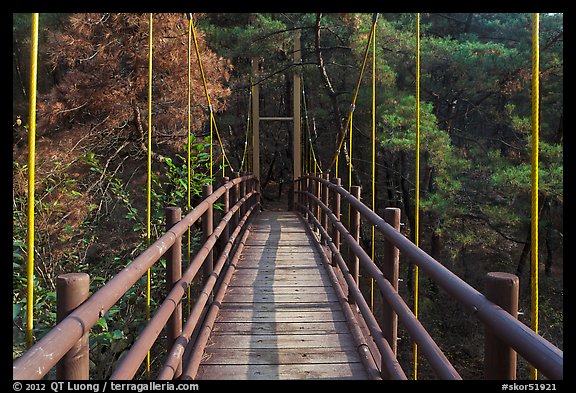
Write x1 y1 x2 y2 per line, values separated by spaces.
300 175 563 380
157 203 256 380
484 272 519 379
13 175 255 380
110 192 257 380
300 201 455 379
55 273 90 380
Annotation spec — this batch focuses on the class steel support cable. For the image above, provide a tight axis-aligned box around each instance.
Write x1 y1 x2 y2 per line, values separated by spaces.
301 73 322 175
370 19 377 313
239 76 252 172
302 175 563 380
26 12 39 349
190 17 236 178
110 193 257 380
413 12 421 381
530 12 540 381
186 17 193 318
326 13 379 174
295 195 460 380
13 175 255 380
145 12 153 377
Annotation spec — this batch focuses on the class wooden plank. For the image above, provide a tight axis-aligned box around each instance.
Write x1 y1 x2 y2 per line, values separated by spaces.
216 310 346 323
212 321 351 335
197 363 367 380
193 211 368 380
225 286 335 295
202 348 361 365
221 293 338 303
228 279 332 288
219 302 341 312
206 333 357 350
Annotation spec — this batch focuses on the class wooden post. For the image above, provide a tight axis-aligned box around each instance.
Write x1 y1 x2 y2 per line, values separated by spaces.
331 178 342 267
382 207 401 357
202 184 214 302
348 186 361 305
165 207 182 377
484 272 519 380
56 273 90 380
251 60 260 182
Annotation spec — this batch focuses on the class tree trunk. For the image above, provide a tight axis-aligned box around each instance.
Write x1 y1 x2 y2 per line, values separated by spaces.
545 227 553 276
400 151 415 293
515 226 532 277
314 13 362 188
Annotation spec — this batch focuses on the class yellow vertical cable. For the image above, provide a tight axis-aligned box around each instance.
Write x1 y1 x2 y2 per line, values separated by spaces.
186 17 192 317
530 12 539 381
348 112 353 191
26 12 39 349
210 112 213 182
335 153 339 178
145 12 153 378
370 21 376 313
190 18 214 185
413 12 421 381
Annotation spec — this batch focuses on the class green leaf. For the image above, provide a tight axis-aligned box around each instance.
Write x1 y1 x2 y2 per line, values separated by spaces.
111 330 124 340
96 317 108 331
13 303 23 320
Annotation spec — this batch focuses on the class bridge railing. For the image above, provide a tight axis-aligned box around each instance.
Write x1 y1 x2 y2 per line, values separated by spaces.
13 174 260 380
295 174 563 380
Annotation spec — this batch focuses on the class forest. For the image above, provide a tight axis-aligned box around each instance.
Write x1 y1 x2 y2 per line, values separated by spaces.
12 13 563 380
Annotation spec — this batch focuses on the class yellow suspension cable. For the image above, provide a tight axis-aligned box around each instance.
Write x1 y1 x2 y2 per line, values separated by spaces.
370 21 376 313
302 73 322 175
26 12 39 349
186 17 192 317
413 12 421 381
190 17 236 180
530 12 540 381
348 112 353 191
210 112 213 182
327 13 378 173
145 12 153 378
239 78 252 172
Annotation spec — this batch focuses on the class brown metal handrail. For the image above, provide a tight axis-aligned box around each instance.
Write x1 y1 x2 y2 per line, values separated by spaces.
110 191 258 379
296 193 460 379
297 174 563 380
13 175 258 380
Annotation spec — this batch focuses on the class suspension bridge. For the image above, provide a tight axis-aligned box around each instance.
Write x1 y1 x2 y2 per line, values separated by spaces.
13 13 562 380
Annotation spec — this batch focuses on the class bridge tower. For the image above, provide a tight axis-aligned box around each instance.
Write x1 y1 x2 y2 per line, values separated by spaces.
251 31 302 187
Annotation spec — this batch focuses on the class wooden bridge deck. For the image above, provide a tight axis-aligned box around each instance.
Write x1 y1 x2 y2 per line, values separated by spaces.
195 211 368 380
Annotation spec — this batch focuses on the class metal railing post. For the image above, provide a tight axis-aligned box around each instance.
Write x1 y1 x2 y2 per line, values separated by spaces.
382 207 401 357
321 174 330 243
56 273 90 380
348 186 361 305
330 178 342 267
307 176 314 226
315 177 322 233
230 173 239 233
202 184 214 302
165 206 182 377
484 272 519 380
217 177 230 260
239 172 246 218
